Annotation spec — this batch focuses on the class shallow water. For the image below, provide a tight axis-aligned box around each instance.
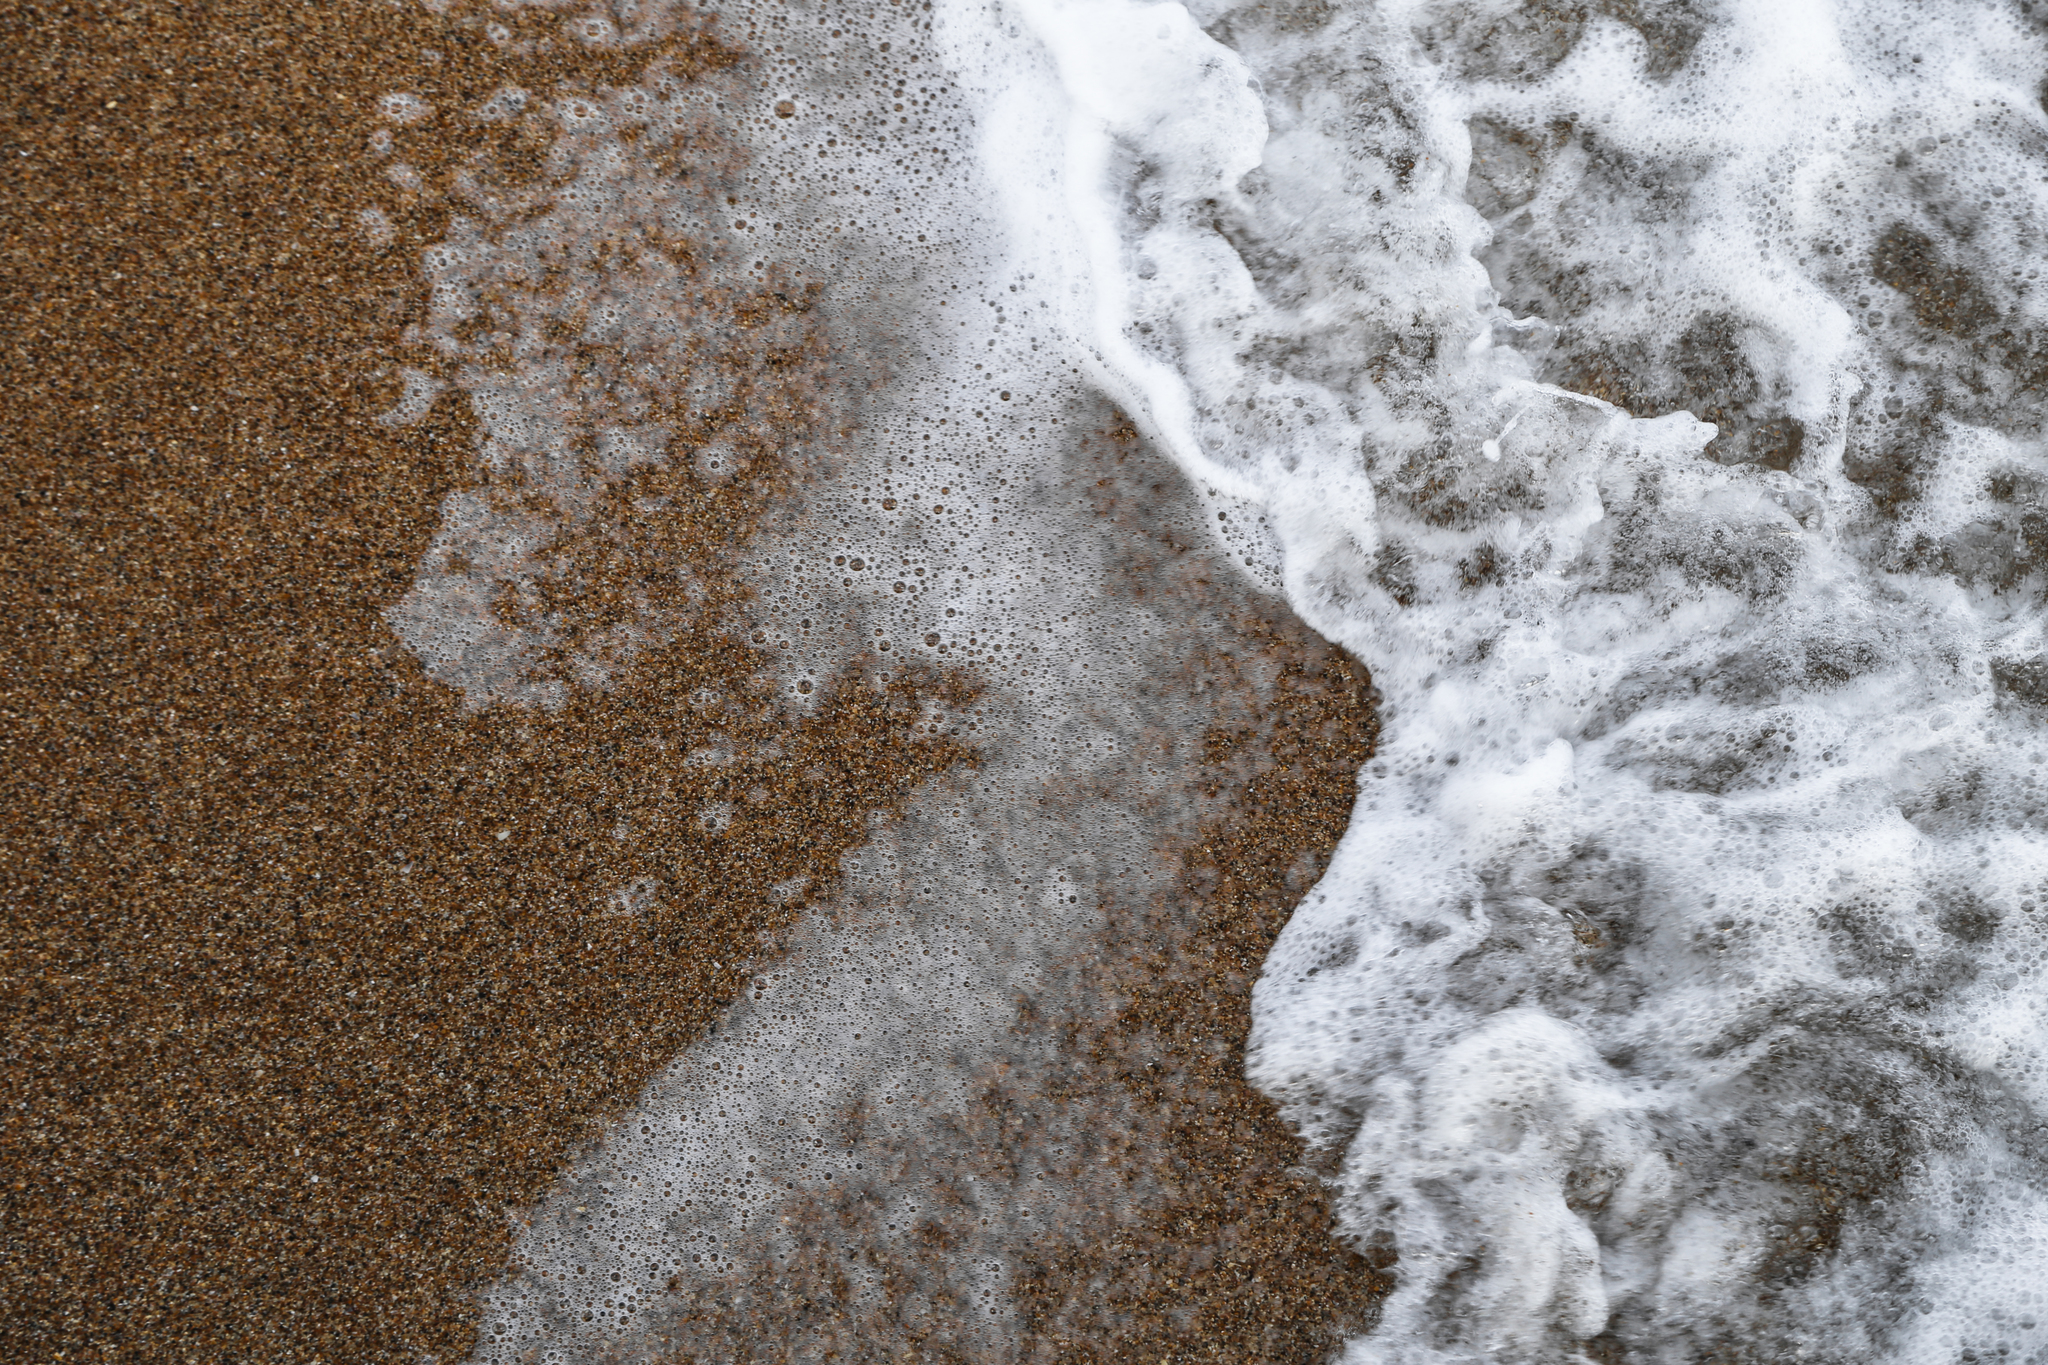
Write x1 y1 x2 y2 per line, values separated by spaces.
375 1 2048 1361
962 1 2048 1360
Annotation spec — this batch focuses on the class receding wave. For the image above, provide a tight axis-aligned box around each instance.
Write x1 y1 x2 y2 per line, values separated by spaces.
957 0 2048 1360
373 0 2048 1361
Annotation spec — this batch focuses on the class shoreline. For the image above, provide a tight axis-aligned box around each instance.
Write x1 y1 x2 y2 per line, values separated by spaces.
0 4 1381 1361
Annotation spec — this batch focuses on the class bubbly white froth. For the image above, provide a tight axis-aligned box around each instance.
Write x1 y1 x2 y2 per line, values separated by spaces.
940 0 2048 1359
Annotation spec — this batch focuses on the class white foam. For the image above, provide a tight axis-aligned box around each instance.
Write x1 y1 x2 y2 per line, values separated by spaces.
938 0 2048 1358
369 0 2048 1356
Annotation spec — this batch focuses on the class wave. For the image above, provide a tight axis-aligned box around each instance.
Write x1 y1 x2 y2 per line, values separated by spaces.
378 0 2048 1359
951 0 2048 1359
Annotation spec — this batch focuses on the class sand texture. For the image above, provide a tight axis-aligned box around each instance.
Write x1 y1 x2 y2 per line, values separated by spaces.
1 4 1380 1361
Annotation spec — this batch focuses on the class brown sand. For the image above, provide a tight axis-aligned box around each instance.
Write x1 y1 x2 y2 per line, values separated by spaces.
2 4 1380 1362
3 4 966 1359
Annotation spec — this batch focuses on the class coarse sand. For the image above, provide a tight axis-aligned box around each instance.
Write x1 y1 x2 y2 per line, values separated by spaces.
0 4 1383 1361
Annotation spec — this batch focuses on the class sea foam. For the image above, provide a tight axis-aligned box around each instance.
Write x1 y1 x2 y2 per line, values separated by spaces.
943 0 2048 1359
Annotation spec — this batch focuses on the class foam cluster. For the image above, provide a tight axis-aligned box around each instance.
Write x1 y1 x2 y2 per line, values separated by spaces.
936 0 2048 1359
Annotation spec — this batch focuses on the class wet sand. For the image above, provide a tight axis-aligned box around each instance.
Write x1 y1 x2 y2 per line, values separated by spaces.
1007 428 1389 1363
1 4 1380 1361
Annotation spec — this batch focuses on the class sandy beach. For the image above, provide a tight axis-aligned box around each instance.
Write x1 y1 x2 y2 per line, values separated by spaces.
1 4 1379 1360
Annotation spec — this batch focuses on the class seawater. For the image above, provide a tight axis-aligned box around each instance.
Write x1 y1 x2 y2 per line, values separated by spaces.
378 0 2048 1360
956 0 2048 1360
